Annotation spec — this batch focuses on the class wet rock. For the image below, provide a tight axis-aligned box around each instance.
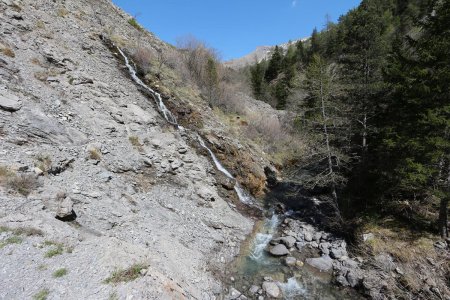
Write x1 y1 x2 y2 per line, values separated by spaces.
269 244 289 256
225 287 243 300
295 241 306 250
0 89 22 112
248 285 260 295
285 256 297 266
305 255 333 272
279 236 296 248
262 281 281 298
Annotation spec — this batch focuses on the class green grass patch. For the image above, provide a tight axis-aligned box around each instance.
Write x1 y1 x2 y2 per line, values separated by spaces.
128 18 143 31
52 268 68 278
33 289 49 300
104 263 147 284
44 241 64 258
0 236 23 249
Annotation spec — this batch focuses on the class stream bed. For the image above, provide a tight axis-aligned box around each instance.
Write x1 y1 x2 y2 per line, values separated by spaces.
223 210 362 299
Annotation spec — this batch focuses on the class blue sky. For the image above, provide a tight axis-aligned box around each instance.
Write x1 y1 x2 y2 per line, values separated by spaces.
112 0 361 61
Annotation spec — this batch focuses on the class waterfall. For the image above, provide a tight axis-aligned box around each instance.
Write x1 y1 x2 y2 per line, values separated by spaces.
249 214 279 261
198 135 254 205
116 48 178 126
117 47 255 206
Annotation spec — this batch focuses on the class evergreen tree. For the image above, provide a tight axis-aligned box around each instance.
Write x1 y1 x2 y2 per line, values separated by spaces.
378 0 450 236
264 46 283 82
250 60 265 99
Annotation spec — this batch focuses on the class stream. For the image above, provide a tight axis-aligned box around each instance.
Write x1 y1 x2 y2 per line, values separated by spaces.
115 45 359 299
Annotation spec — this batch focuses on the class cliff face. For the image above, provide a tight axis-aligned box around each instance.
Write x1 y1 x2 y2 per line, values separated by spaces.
0 0 258 298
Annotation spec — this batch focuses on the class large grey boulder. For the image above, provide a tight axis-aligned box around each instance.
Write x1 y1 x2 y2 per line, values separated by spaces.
305 255 333 272
55 194 76 221
0 89 22 111
269 244 289 256
279 236 296 248
262 281 281 298
330 247 348 259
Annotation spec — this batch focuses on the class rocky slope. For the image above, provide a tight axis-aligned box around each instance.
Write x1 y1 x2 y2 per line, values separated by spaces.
0 0 260 299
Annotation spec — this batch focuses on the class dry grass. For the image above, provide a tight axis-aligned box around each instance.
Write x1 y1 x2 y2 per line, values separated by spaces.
0 47 15 58
56 7 69 17
35 154 52 174
362 221 437 263
88 148 102 160
128 136 141 147
104 263 147 284
35 20 45 29
6 174 39 196
43 241 64 258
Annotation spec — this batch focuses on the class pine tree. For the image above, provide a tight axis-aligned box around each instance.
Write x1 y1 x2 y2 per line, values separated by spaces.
250 60 265 99
380 0 450 236
265 46 283 82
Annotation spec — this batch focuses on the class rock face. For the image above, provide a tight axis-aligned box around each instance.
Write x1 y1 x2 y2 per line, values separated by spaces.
269 244 289 256
0 0 254 299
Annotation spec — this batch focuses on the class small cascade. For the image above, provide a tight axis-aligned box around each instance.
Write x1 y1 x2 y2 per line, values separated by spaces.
279 277 306 299
116 48 178 125
198 135 254 205
116 46 256 206
249 214 279 261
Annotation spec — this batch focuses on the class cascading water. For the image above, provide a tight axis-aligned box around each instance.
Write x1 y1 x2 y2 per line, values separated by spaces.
117 48 178 126
279 277 307 299
117 46 254 205
249 214 279 261
197 135 254 205
115 45 358 300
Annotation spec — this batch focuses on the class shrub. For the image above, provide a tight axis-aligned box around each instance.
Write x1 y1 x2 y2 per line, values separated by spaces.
88 148 101 160
6 174 39 196
128 136 141 147
132 47 153 75
33 289 49 300
128 18 143 31
104 263 147 284
52 268 68 278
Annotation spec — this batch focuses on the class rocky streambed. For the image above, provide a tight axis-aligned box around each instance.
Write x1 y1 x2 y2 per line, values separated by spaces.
222 206 365 300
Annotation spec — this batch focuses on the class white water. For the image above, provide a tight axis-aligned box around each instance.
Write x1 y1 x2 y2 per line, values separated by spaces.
279 277 306 299
249 214 279 261
117 48 178 125
117 47 255 206
198 135 254 205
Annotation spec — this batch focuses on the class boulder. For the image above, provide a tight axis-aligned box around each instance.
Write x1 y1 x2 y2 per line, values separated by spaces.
284 256 297 266
330 247 347 259
248 285 260 295
279 236 296 248
56 196 76 221
347 270 362 287
304 232 313 242
0 89 22 112
305 255 333 272
269 244 289 256
262 281 281 298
